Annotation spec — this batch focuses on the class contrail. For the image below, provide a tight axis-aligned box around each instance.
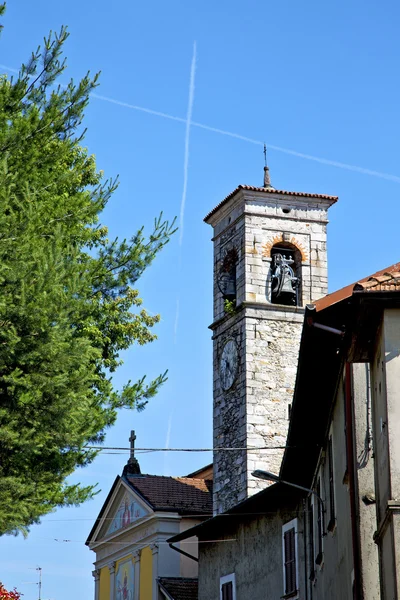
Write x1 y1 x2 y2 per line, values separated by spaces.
92 92 187 125
1 62 400 184
265 144 400 183
165 413 172 450
179 42 197 245
164 411 173 475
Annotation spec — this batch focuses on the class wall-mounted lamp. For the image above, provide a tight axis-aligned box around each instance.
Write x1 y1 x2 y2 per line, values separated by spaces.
252 469 326 532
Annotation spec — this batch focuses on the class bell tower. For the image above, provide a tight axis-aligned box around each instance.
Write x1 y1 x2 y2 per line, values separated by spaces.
205 167 337 514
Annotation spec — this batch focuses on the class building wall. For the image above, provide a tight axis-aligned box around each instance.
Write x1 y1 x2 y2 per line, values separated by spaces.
352 363 380 600
198 509 303 600
139 546 152 600
370 309 400 599
244 305 303 499
99 567 110 600
179 519 202 577
307 369 354 600
212 312 247 515
371 323 390 524
210 189 334 514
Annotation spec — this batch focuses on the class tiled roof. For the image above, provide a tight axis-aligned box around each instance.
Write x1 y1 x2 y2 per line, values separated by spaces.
204 184 338 222
126 475 212 515
354 271 400 292
159 578 198 600
314 262 400 312
185 463 213 480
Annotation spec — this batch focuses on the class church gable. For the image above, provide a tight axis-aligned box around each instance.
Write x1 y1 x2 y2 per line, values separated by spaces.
106 486 149 535
92 478 152 543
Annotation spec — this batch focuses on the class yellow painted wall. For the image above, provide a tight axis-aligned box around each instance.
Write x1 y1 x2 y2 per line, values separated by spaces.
139 546 152 600
99 566 110 600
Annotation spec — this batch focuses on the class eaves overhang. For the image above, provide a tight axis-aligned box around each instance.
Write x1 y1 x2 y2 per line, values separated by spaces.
204 185 338 223
86 475 121 546
281 267 400 489
167 482 304 544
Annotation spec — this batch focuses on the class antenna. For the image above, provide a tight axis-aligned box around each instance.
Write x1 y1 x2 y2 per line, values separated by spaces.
37 566 42 600
26 567 42 600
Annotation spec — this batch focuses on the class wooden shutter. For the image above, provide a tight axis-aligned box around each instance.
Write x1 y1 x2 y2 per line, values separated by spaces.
284 527 297 594
221 581 233 600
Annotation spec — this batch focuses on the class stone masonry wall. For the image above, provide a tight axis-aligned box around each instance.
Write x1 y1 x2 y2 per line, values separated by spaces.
244 308 304 496
244 209 329 305
212 313 247 515
210 189 335 514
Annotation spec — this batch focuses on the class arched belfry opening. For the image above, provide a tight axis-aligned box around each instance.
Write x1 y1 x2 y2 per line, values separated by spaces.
217 247 238 302
270 242 302 306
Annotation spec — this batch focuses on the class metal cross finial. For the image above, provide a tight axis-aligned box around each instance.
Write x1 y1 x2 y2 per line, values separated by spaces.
129 430 136 461
263 143 273 189
124 429 141 474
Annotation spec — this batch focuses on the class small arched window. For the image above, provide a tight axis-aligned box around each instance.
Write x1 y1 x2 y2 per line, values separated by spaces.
270 243 302 306
217 247 238 302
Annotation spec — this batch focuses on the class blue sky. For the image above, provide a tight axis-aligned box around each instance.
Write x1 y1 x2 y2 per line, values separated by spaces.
1 1 400 598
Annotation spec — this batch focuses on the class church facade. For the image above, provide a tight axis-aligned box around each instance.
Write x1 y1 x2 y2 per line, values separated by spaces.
86 440 212 600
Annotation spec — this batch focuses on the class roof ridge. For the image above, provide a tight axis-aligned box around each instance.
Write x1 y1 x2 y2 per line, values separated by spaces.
127 473 211 481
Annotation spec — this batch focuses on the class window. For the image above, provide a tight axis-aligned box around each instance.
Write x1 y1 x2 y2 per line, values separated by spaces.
218 248 238 302
327 436 336 531
282 519 298 598
221 581 233 600
220 574 236 600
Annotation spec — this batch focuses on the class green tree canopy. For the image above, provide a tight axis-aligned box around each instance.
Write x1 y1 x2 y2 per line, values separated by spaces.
0 15 176 535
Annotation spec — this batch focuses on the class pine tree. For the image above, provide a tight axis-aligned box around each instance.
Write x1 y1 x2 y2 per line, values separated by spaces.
0 12 176 535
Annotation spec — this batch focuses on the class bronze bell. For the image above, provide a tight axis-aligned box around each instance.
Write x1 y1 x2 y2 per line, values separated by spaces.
224 274 236 299
280 277 296 295
218 269 236 299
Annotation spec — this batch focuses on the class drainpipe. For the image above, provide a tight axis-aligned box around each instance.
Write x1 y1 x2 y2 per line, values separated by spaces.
345 362 363 599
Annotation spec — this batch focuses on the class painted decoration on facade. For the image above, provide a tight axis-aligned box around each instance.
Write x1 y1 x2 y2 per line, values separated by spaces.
115 558 134 600
107 491 148 535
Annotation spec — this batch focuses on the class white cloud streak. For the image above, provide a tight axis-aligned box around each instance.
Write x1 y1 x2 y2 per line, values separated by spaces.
179 42 197 245
1 62 400 183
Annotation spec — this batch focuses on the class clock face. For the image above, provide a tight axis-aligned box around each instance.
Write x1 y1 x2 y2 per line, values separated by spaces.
219 338 239 391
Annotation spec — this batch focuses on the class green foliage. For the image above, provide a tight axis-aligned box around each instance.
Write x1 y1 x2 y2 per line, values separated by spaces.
0 25 176 535
224 299 237 315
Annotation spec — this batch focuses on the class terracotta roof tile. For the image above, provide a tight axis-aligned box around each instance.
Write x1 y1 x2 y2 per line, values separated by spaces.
354 271 400 292
159 578 198 600
126 475 212 515
204 184 338 222
314 262 400 312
